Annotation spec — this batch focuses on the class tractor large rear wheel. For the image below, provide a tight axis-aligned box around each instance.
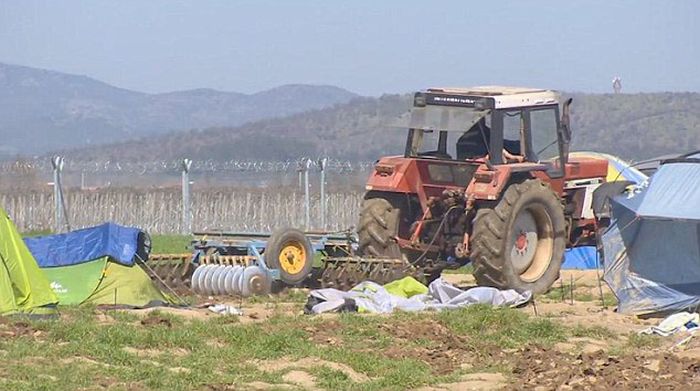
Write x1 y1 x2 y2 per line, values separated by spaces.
357 197 403 258
471 179 566 294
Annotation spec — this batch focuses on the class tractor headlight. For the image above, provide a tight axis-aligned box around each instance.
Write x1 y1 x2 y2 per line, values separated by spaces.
413 92 426 107
474 98 495 110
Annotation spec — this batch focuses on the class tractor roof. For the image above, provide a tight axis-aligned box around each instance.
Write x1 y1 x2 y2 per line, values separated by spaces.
423 86 560 109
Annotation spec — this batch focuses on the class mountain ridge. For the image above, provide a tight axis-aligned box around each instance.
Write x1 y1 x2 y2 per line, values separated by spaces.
53 91 700 163
0 62 358 157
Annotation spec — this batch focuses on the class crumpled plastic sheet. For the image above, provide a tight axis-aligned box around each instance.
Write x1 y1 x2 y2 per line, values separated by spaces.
638 312 700 337
207 304 243 316
307 278 532 314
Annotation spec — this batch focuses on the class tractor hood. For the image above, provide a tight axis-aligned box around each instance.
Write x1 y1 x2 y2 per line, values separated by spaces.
366 156 480 196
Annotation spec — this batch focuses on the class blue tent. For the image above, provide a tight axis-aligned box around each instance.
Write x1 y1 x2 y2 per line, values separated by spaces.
562 246 598 270
602 161 700 315
24 222 143 268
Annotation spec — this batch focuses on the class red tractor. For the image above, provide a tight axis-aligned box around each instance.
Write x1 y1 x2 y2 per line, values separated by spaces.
349 87 608 294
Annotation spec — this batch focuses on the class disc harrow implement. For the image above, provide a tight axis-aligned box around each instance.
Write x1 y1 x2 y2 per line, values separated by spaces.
146 253 194 289
319 256 420 289
145 228 432 295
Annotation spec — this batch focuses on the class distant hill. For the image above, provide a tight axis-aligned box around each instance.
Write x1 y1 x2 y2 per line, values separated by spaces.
59 91 700 163
567 92 700 160
0 63 357 156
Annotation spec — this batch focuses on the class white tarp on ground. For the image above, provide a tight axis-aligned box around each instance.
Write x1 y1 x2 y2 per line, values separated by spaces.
307 278 532 314
638 312 699 337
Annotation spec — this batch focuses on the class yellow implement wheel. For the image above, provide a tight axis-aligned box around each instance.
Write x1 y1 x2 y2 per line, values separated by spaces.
266 227 315 285
278 241 307 275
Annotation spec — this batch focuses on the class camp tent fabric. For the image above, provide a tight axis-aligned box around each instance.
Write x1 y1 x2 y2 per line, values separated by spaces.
636 151 700 177
24 222 141 268
0 209 58 315
612 162 700 220
570 151 648 184
558 152 646 271
562 246 598 270
602 162 700 315
27 225 172 308
42 256 170 307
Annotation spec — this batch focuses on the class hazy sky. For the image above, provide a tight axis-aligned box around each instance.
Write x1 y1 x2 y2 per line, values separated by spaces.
1 1 697 95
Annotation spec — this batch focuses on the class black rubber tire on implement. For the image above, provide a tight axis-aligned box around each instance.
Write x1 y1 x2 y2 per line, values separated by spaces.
357 197 402 258
265 227 315 285
471 179 567 294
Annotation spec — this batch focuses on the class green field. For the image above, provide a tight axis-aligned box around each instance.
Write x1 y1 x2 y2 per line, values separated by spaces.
150 235 193 254
0 302 660 391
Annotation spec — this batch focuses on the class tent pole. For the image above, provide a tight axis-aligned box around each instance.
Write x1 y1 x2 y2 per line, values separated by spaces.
559 278 564 303
570 274 574 305
531 298 538 317
595 247 607 309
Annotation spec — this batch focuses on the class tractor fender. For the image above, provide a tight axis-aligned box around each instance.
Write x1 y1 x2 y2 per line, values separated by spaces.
466 163 548 201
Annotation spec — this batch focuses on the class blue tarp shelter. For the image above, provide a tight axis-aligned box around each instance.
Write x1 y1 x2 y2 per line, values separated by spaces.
561 152 648 270
24 222 142 268
23 223 170 307
562 247 598 270
602 161 700 315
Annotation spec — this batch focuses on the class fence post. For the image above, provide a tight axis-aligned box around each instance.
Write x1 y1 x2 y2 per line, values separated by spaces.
296 160 304 190
303 158 311 231
181 158 193 234
317 157 328 230
51 156 64 233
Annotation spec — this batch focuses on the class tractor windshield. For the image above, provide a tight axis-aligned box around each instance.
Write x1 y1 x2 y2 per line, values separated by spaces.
394 106 489 132
394 106 490 160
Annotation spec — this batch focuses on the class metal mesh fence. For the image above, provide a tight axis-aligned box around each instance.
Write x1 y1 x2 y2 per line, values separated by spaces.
0 157 372 234
0 188 364 234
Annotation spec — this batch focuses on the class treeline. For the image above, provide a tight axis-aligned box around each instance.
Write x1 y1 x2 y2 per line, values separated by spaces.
61 92 700 163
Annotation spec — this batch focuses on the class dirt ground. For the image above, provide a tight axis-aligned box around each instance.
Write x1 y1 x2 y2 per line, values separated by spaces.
114 270 700 389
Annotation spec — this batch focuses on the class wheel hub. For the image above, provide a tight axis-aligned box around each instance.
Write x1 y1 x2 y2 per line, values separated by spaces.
510 211 538 274
509 205 554 283
278 242 306 275
515 232 529 254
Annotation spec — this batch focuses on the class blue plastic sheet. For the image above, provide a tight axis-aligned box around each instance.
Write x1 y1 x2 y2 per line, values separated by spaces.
602 162 700 315
562 246 598 270
25 222 141 268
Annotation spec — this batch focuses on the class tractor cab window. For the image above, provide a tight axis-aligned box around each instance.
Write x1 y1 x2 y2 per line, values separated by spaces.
502 111 523 156
530 108 560 161
456 117 491 160
412 130 461 160
402 106 489 160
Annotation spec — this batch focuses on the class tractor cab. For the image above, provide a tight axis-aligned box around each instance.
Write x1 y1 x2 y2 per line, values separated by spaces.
357 86 610 295
399 86 572 178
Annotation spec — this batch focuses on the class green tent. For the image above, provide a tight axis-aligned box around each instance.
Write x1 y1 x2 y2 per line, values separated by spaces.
0 209 58 316
42 256 171 307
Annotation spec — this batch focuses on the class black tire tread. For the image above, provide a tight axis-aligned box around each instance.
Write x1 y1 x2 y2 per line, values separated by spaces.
471 179 565 294
357 197 401 258
265 227 315 285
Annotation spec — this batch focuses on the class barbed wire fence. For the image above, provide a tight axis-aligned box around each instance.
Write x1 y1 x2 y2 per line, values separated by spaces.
0 157 372 234
0 157 375 175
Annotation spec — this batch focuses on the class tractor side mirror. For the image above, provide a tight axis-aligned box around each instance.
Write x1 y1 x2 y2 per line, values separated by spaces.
559 98 573 143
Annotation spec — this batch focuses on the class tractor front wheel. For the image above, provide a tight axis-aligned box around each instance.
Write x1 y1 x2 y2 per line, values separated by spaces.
471 179 566 294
